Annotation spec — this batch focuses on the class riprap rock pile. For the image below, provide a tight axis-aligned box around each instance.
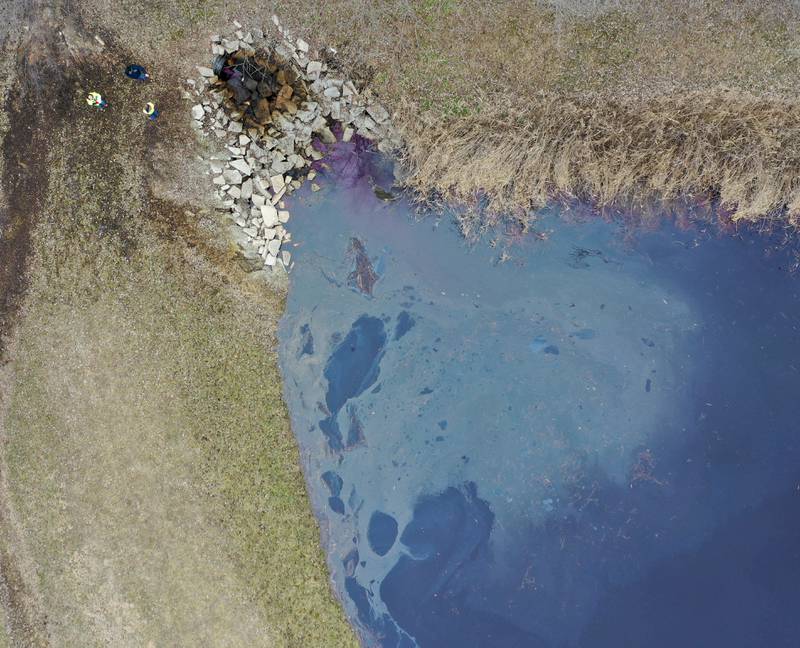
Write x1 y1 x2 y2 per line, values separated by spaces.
183 16 403 272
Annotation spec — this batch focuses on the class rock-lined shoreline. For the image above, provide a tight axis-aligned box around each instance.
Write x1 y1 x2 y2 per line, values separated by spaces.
184 16 403 272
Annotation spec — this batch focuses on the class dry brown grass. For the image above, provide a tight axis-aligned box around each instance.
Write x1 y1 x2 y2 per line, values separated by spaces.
274 0 800 226
75 0 800 225
0 5 358 644
401 90 800 230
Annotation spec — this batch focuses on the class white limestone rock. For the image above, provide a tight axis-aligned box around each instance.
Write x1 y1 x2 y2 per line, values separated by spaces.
271 186 286 204
276 134 295 155
254 177 270 196
310 115 327 132
319 127 336 144
270 174 285 193
241 178 253 200
229 158 252 175
261 204 279 227
296 110 316 123
223 169 243 185
366 103 390 123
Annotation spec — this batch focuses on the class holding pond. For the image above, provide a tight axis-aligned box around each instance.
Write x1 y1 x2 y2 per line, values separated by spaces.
278 143 800 648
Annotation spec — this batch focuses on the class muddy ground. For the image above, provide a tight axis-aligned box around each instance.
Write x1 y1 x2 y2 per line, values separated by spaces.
0 2 356 646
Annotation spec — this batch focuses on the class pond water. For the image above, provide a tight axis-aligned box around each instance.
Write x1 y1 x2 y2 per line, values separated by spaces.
278 143 800 648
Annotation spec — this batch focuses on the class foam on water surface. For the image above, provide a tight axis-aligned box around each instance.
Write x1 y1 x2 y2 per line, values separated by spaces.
278 145 800 647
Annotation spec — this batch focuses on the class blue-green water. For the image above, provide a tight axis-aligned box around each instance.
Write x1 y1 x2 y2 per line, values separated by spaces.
278 145 800 647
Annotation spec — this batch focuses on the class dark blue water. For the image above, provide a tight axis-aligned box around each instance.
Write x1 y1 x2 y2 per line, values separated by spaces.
278 143 800 647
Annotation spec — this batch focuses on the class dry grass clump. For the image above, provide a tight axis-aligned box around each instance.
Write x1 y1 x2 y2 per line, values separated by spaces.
400 89 800 230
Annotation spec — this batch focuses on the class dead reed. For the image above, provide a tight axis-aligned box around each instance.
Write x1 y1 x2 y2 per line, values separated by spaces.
399 89 800 229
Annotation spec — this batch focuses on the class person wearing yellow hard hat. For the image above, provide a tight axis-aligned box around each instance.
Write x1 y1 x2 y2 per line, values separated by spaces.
143 101 159 121
86 91 108 110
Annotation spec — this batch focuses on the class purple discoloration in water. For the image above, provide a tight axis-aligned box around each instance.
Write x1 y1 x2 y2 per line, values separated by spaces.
278 141 800 647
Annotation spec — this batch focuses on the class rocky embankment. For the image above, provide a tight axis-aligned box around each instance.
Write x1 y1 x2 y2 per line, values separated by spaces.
184 16 402 272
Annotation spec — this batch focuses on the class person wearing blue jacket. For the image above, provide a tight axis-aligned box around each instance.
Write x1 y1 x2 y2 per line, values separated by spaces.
125 64 150 81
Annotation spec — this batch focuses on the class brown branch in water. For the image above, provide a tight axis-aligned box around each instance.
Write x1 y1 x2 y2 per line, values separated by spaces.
346 237 379 296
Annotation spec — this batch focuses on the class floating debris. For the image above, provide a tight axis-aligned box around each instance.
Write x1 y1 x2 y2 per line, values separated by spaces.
347 237 379 296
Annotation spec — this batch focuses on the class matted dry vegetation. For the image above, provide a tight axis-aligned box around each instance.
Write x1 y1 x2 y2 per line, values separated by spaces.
275 0 800 227
78 1 800 227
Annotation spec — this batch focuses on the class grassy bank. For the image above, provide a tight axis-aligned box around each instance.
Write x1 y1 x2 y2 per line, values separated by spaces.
3 228 355 645
276 0 800 227
0 7 356 644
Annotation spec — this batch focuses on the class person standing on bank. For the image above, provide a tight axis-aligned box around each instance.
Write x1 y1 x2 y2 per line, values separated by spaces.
143 102 159 121
125 64 150 81
86 91 108 110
